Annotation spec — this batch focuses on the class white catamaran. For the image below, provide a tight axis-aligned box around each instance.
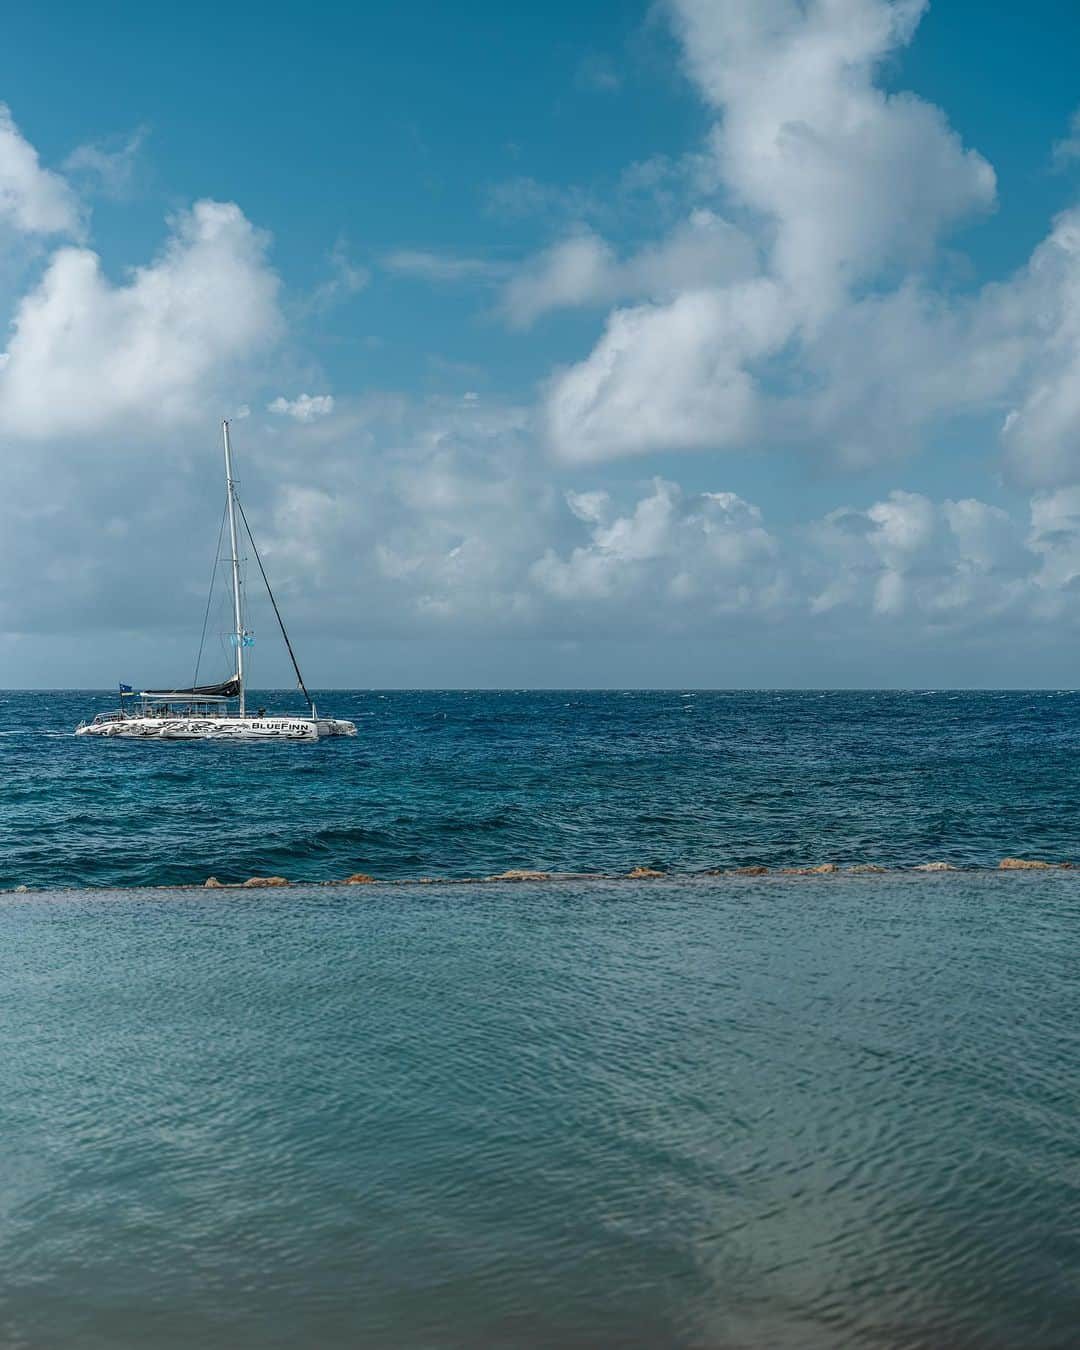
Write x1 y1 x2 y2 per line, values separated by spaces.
76 422 357 741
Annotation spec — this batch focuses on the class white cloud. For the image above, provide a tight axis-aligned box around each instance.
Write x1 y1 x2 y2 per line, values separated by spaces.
546 279 790 462
63 127 146 200
0 199 281 437
383 213 757 333
248 397 545 632
268 393 335 422
1052 107 1080 168
4 376 1080 673
542 0 1013 468
484 176 598 223
503 233 615 327
807 489 1033 619
1027 486 1080 602
999 209 1080 486
310 235 369 311
518 475 1080 638
781 280 1028 469
0 103 82 237
532 479 783 612
670 0 994 313
382 249 506 282
501 211 758 328
7 26 1080 684
565 489 610 524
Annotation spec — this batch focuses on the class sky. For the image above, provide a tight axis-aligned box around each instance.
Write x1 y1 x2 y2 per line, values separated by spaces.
3 0 1080 688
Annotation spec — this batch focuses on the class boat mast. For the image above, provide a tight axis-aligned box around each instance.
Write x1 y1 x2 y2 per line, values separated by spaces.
222 419 246 716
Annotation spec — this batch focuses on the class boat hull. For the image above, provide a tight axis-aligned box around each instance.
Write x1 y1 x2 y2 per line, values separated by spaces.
75 715 356 740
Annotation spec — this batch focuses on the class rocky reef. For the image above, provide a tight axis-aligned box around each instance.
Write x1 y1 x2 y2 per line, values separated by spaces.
5 858 1078 895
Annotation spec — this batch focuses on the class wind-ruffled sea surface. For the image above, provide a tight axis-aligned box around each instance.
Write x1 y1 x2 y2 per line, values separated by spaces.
3 874 1078 1348
2 692 1078 1348
4 688 1080 887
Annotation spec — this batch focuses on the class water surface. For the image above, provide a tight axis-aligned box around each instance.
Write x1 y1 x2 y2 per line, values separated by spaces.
2 873 1077 1348
3 689 1080 888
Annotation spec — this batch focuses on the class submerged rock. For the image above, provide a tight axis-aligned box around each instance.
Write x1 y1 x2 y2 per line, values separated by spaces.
487 869 553 882
912 862 956 871
343 873 376 884
998 857 1052 870
724 865 769 876
846 864 887 873
627 866 665 878
204 877 223 887
241 876 289 888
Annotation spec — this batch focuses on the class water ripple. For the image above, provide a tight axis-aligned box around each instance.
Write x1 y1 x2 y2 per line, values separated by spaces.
9 878 1055 1347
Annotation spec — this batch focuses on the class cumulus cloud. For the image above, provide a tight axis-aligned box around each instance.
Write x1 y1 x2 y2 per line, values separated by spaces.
0 199 281 436
541 0 1018 470
999 209 1080 487
806 490 1031 619
0 103 82 237
5 373 1080 686
501 211 757 328
246 397 547 635
200 406 1080 644
225 393 1079 645
532 479 784 614
545 279 790 461
1027 486 1080 601
523 477 1080 640
6 20 1080 686
671 0 994 311
383 10 1080 488
268 393 335 422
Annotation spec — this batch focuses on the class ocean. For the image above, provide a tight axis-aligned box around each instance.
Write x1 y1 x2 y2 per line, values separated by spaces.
4 688 1080 888
2 691 1078 1347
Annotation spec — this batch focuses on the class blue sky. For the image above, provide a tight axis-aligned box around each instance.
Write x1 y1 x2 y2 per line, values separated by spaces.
3 0 1080 687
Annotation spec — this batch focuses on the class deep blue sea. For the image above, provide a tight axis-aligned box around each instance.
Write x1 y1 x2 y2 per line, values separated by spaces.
4 689 1080 887
2 692 1078 1347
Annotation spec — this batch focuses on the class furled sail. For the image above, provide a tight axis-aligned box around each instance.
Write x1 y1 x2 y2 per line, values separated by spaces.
141 677 241 699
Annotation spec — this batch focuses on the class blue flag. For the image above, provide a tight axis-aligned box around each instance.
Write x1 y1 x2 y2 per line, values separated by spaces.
119 682 134 694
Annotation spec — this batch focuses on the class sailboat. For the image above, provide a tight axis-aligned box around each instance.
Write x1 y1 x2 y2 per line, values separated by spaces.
75 422 357 740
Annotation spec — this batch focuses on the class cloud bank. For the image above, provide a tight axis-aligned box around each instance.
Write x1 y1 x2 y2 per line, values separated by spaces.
4 1 1080 686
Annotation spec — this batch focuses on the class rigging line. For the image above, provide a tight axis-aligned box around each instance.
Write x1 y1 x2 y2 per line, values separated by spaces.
193 501 229 691
235 496 316 716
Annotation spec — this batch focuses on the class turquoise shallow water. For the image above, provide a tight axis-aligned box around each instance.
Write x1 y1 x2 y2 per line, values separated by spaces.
2 874 1078 1349
4 689 1080 887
